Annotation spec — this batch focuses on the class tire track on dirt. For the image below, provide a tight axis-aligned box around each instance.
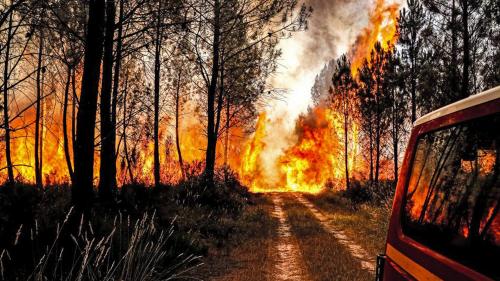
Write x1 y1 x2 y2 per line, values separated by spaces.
294 194 376 273
271 194 311 281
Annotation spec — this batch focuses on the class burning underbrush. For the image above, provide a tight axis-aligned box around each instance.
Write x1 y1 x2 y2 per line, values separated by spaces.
239 107 361 194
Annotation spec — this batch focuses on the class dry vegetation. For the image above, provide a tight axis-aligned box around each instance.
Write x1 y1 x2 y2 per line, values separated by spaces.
0 174 268 280
304 191 391 258
195 196 278 280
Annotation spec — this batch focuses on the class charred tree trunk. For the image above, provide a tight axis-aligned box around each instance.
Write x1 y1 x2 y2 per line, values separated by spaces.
35 34 43 188
39 65 45 185
213 59 225 171
205 0 221 187
2 12 14 186
174 70 185 179
73 0 105 210
407 0 422 122
375 85 381 188
99 0 116 201
410 31 416 122
63 64 74 182
153 0 163 187
410 69 416 122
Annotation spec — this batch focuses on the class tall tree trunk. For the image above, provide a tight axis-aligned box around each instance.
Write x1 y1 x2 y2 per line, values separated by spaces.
368 111 374 184
153 0 163 187
35 34 43 188
71 68 77 158
213 59 225 170
461 0 470 98
224 91 230 181
410 34 416 122
174 70 184 179
73 0 105 210
375 87 381 187
2 12 14 186
111 0 123 163
63 64 74 182
392 91 399 184
39 69 45 185
99 0 116 201
343 92 350 190
450 0 459 100
122 74 134 183
205 0 221 187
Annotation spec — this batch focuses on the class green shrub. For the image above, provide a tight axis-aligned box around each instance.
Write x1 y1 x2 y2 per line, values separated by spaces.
342 180 372 205
339 179 396 208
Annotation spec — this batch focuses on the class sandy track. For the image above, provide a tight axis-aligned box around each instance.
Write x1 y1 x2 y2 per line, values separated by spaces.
270 195 311 281
294 194 376 273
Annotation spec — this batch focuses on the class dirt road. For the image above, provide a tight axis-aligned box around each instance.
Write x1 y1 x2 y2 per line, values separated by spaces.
202 192 387 281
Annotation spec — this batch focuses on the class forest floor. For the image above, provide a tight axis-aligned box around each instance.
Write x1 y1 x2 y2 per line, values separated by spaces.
195 191 391 281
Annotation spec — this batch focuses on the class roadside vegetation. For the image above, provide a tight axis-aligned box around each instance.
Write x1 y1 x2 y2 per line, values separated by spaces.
0 171 271 281
304 180 394 258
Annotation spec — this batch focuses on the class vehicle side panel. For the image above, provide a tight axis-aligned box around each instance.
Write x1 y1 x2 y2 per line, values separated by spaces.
384 98 500 281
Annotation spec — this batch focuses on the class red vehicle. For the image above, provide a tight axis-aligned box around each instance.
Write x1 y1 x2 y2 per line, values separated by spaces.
377 86 500 281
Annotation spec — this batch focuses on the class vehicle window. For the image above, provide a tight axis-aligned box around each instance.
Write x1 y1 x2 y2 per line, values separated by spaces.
402 113 499 279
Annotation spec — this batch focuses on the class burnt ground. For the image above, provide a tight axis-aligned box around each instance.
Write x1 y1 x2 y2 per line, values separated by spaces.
194 192 390 281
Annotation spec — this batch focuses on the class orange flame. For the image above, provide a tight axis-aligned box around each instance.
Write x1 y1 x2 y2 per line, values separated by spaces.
350 0 399 76
239 113 268 191
1 0 400 192
239 0 399 193
278 108 360 193
240 108 362 194
1 95 81 184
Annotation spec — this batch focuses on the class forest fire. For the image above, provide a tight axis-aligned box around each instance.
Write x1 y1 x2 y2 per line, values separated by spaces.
239 109 358 193
3 100 76 184
0 0 399 192
349 0 399 76
240 106 361 193
240 113 268 191
0 99 207 186
278 107 359 193
240 0 399 193
1 0 499 279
